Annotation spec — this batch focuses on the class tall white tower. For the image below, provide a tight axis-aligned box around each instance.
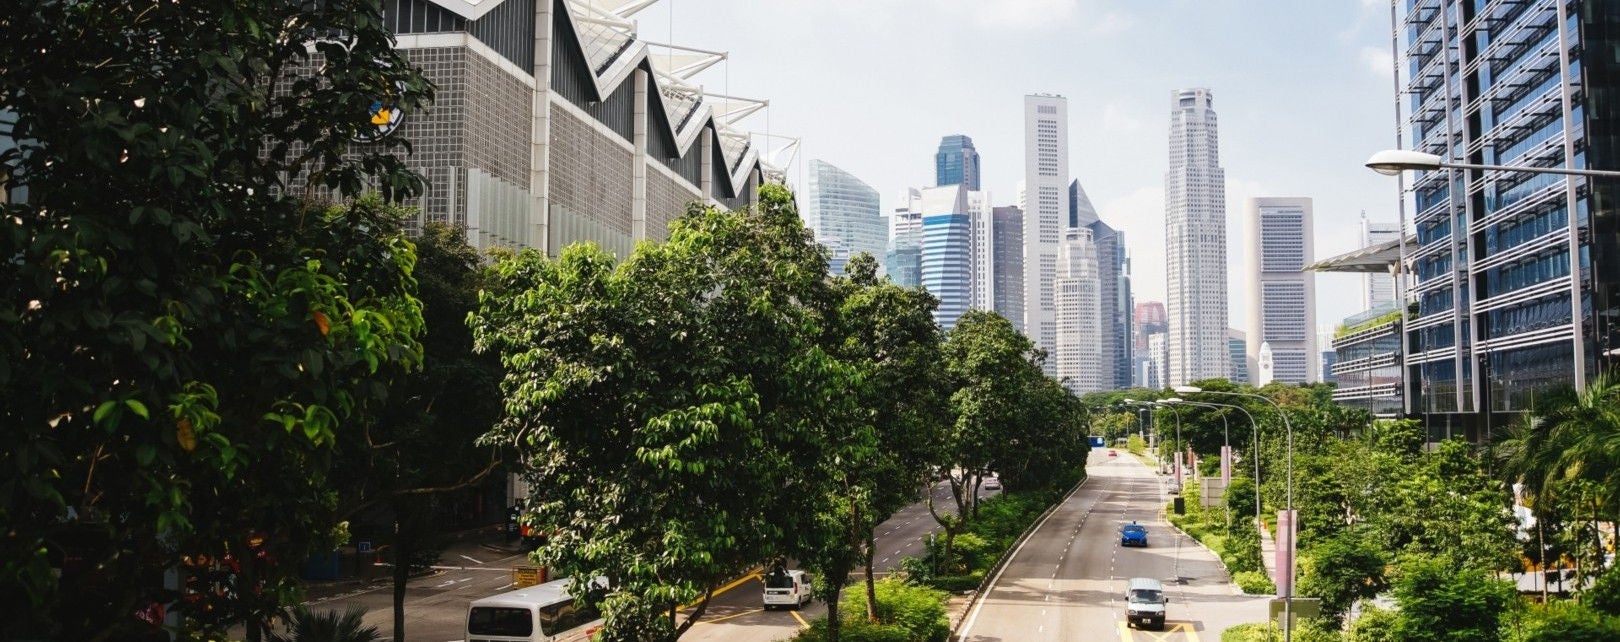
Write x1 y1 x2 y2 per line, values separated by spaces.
1024 94 1069 374
1244 197 1317 384
1360 212 1400 310
1056 227 1103 393
1164 88 1227 386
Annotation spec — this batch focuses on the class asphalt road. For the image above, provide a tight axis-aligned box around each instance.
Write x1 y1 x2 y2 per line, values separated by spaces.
301 478 980 641
956 450 1268 642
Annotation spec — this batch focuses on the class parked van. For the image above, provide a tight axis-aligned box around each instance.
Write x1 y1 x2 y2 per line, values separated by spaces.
1124 577 1168 630
466 577 604 642
762 568 813 610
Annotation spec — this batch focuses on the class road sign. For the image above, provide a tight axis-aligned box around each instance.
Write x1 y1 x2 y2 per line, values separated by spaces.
1269 597 1321 627
356 541 372 553
514 565 545 588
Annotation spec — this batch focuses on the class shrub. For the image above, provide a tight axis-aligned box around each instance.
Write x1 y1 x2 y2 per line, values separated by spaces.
1127 434 1146 456
1233 570 1275 595
930 573 983 593
1221 622 1275 642
1348 604 1398 642
793 578 949 642
1588 563 1620 616
1518 599 1620 642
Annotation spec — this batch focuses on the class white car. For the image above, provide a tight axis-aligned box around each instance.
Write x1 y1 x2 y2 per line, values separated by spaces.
762 569 813 610
983 478 1001 491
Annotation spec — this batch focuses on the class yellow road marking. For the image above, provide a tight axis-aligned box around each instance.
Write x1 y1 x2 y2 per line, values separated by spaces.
1118 621 1198 641
688 607 765 626
790 609 809 629
677 571 761 610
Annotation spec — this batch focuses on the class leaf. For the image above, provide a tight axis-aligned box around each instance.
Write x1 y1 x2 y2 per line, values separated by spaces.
176 417 196 452
125 399 150 420
313 309 330 336
136 445 156 467
93 400 118 424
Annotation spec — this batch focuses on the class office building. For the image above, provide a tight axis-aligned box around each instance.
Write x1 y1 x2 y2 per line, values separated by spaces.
1055 227 1103 393
936 134 981 191
1398 0 1620 439
1360 213 1401 310
887 190 924 288
1244 197 1317 384
992 206 1025 325
1135 301 1168 388
967 190 996 312
1073 179 1132 389
1024 94 1070 374
805 160 883 276
918 185 973 329
1164 88 1228 386
1228 329 1249 385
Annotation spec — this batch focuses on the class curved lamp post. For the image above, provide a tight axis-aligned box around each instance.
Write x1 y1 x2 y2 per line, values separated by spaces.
1165 398 1255 528
1158 399 1186 490
1175 385 1294 641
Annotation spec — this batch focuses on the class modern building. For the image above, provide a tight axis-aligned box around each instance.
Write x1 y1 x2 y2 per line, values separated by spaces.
1148 333 1168 390
1397 0 1620 440
805 159 883 276
918 185 973 330
1244 197 1318 384
1228 329 1249 384
1024 94 1070 375
1360 212 1401 310
967 190 996 312
1055 227 1103 394
936 134 981 191
992 205 1025 325
1134 301 1168 388
887 190 924 288
1072 179 1132 390
367 0 783 257
1164 88 1228 386
1331 303 1405 417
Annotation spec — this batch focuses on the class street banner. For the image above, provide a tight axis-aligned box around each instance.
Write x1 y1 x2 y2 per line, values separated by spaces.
1276 509 1297 598
1220 445 1232 487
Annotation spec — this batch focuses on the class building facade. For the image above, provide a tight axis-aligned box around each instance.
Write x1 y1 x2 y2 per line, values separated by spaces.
920 189 973 329
1361 213 1401 310
372 0 775 258
1228 329 1249 384
1024 94 1070 375
1164 88 1228 386
1400 0 1620 440
1056 227 1103 393
992 205 1025 325
1135 301 1167 388
1072 179 1132 390
1244 197 1318 384
805 159 883 276
936 134 981 191
887 190 924 288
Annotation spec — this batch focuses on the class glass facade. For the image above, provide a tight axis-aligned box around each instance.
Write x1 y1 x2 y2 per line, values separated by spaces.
921 214 972 329
805 159 884 276
936 134 981 191
1401 0 1620 438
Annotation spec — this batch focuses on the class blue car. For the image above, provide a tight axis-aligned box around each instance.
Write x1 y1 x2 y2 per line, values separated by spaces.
1120 523 1148 547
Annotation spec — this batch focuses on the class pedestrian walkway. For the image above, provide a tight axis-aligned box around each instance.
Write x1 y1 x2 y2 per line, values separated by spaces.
1257 516 1279 589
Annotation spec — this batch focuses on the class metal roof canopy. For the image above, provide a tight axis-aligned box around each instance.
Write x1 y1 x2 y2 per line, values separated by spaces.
1303 235 1416 274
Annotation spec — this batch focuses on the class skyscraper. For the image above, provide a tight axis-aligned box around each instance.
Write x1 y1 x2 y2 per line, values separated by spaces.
1399 1 1620 439
1072 179 1131 390
1136 301 1167 388
1244 197 1317 384
1056 227 1103 393
1164 88 1228 386
918 185 972 329
1359 212 1401 311
805 159 884 276
1024 94 1069 375
935 134 981 191
887 189 924 288
992 206 1025 325
967 190 996 312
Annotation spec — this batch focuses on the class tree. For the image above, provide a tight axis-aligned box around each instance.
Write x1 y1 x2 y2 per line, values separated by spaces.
1297 529 1388 627
471 185 848 641
2 2 432 636
1388 555 1517 642
268 606 382 642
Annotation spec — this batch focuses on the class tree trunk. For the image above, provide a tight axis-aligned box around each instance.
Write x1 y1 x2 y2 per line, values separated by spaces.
393 497 412 642
826 584 843 642
864 530 879 623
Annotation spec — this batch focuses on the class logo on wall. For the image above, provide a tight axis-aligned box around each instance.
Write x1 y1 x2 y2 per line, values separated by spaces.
355 83 406 143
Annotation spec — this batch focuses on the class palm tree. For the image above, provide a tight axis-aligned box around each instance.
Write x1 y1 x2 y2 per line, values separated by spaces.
268 606 381 642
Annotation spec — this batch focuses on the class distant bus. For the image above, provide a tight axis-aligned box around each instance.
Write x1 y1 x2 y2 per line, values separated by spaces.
1089 435 1107 448
466 577 604 642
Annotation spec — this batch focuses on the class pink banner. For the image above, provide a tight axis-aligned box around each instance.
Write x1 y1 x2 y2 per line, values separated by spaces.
1276 509 1297 598
1220 446 1231 487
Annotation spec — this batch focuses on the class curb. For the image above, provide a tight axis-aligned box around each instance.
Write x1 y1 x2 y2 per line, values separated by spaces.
949 473 1090 641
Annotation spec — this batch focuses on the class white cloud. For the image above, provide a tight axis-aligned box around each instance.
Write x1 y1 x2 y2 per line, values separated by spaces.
969 0 1081 30
1100 100 1144 133
1360 45 1393 78
1099 186 1165 303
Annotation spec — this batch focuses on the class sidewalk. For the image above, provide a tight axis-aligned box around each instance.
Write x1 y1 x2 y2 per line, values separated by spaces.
1257 516 1279 588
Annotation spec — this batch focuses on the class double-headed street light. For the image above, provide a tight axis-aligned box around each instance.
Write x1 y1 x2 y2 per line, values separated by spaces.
1158 399 1186 490
1174 385 1295 641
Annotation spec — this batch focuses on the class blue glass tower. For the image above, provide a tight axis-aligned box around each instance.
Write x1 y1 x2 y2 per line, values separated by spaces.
922 213 972 329
935 135 980 191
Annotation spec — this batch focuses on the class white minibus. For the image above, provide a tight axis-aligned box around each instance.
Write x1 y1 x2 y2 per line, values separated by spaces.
466 577 604 642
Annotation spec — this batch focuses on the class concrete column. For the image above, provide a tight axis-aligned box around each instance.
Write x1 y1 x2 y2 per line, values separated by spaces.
529 0 555 254
631 68 648 241
699 126 713 202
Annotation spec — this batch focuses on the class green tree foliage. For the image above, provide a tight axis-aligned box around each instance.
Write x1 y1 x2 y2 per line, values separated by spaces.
2 1 432 636
1388 555 1516 642
471 185 851 641
1297 530 1388 627
1514 599 1620 641
268 606 383 642
1372 441 1517 572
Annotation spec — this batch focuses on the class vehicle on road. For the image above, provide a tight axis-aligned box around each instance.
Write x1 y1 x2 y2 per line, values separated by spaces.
1124 577 1168 630
467 577 604 642
1107 449 1118 457
762 568 813 610
983 478 1001 491
1120 522 1148 547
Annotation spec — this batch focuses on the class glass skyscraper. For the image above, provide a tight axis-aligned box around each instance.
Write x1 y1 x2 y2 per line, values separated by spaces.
935 134 981 191
1072 179 1132 390
805 159 884 276
922 209 973 330
1401 0 1620 440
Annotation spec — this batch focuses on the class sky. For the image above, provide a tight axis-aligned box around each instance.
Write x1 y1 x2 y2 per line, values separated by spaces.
633 0 1406 333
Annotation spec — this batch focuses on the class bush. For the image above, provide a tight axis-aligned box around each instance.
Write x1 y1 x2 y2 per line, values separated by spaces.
1348 605 1398 642
1233 570 1276 595
792 578 949 642
1518 599 1620 642
1588 563 1620 616
929 573 983 593
1127 434 1146 456
1221 622 1275 642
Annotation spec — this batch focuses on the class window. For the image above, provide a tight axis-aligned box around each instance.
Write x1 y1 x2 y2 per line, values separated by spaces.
468 607 533 637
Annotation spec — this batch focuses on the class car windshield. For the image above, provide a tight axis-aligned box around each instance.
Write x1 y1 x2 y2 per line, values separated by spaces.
1130 589 1163 603
1122 525 1145 534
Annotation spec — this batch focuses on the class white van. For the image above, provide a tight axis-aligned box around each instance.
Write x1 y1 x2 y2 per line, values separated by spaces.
466 577 604 642
1124 577 1168 630
761 568 813 610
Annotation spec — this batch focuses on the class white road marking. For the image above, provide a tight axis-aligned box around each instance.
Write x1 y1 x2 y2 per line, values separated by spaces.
459 554 485 565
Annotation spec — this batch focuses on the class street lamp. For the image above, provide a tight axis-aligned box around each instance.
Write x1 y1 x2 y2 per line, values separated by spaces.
1175 385 1295 641
1159 399 1186 491
1364 149 1620 178
1166 399 1262 531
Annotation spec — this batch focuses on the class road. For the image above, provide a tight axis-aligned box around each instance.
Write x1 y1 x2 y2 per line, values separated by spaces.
957 450 1268 641
302 479 978 641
